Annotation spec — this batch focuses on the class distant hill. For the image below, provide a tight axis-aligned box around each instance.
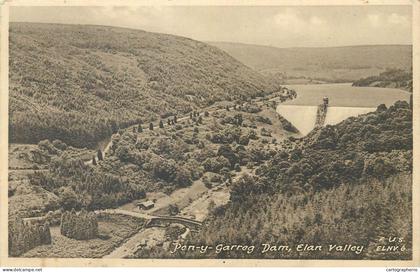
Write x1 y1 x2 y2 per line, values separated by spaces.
352 68 412 92
209 42 412 83
9 23 275 148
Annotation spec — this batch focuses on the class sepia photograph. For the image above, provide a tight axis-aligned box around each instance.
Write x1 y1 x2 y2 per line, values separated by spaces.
1 0 418 267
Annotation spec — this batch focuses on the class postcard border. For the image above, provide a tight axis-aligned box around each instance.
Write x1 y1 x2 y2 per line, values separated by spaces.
0 0 419 267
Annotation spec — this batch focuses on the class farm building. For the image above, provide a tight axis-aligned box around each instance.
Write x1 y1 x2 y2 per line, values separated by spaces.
137 200 155 210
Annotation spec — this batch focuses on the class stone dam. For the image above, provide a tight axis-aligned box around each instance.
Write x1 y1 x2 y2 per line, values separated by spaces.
276 103 376 136
276 83 410 136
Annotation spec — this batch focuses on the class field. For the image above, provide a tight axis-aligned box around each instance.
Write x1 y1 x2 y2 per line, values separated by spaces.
21 214 145 258
282 83 410 107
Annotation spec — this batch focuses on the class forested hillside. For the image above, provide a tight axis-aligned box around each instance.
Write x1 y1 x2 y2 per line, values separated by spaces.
137 101 412 259
209 42 412 83
196 101 412 259
9 23 275 148
352 68 412 92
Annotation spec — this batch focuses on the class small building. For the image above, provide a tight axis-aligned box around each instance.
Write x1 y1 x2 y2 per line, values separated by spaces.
137 200 155 210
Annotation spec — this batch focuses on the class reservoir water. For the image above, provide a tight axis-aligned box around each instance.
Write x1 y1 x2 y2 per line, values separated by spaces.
277 83 410 135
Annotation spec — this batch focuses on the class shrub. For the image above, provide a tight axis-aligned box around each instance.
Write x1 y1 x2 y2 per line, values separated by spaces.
38 139 58 155
52 139 67 151
203 156 231 173
58 187 81 211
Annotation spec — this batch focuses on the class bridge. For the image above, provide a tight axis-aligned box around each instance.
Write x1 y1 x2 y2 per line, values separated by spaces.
95 209 202 230
145 215 202 230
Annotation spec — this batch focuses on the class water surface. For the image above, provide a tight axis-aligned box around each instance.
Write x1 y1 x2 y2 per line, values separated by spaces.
277 83 409 135
282 83 409 107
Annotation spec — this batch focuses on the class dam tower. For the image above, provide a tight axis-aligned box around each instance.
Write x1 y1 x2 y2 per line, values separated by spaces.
323 97 329 107
315 97 329 128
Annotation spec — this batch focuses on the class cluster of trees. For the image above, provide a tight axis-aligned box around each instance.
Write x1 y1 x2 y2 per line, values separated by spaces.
38 139 68 154
210 125 256 145
60 209 98 240
239 102 262 113
9 217 51 257
202 172 224 188
9 104 123 148
102 107 278 197
311 101 412 153
111 131 195 188
220 113 244 126
352 68 412 92
29 151 146 210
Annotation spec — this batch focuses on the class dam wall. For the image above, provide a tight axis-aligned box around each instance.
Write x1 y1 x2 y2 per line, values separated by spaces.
277 104 376 136
276 105 319 135
324 107 375 126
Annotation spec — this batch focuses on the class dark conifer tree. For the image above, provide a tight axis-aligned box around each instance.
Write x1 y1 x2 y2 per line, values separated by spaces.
149 123 154 130
138 124 143 133
92 156 97 165
97 149 103 161
174 116 177 123
159 120 164 128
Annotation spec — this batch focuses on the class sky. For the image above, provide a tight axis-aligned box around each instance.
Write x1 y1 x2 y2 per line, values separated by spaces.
10 5 412 48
